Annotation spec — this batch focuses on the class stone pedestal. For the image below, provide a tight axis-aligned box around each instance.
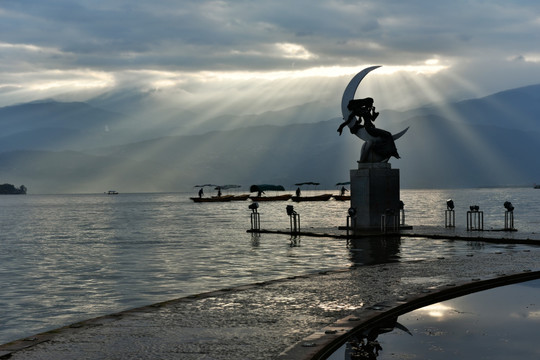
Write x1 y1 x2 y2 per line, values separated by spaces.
350 163 400 230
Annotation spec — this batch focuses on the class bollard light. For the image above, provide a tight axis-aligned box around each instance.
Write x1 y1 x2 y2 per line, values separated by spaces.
286 205 296 216
469 205 479 212
446 199 454 210
249 202 259 212
504 201 514 212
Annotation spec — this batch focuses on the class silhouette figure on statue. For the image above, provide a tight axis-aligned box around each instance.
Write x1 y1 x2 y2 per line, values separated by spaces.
338 97 379 135
338 97 400 162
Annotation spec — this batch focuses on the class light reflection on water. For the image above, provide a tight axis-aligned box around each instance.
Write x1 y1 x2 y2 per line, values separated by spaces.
327 279 540 360
0 188 538 344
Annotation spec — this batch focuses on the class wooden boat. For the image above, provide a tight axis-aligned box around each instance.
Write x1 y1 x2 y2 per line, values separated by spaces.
230 194 250 201
333 195 351 201
249 194 292 202
249 184 290 201
291 194 333 202
190 195 233 202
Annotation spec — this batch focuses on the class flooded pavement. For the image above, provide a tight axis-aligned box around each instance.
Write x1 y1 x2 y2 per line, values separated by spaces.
1 236 538 360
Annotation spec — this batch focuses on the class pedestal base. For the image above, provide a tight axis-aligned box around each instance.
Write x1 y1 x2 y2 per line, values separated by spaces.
350 163 400 231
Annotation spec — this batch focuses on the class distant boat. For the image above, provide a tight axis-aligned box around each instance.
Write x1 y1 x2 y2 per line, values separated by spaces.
106 190 119 195
332 195 351 201
535 184 540 189
334 182 350 200
230 194 250 201
249 194 292 202
215 185 249 201
190 195 233 203
291 194 333 202
249 184 291 201
291 181 332 202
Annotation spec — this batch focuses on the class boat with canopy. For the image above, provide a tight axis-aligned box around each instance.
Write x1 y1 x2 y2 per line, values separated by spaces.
249 184 292 201
291 182 332 202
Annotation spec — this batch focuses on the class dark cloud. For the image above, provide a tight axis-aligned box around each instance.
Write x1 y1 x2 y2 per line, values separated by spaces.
1 0 540 110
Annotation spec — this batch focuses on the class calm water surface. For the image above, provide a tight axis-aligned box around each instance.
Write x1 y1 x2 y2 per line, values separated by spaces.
328 279 540 359
0 188 539 344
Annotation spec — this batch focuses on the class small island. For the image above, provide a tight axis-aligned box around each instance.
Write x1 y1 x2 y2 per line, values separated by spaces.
0 183 27 194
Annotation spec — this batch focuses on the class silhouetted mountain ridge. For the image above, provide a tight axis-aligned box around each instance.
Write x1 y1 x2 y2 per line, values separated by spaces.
1 84 540 193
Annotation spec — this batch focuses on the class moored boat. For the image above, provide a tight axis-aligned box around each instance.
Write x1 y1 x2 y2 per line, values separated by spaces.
291 194 333 202
334 182 350 200
190 195 233 202
230 194 250 201
249 184 291 201
249 194 292 202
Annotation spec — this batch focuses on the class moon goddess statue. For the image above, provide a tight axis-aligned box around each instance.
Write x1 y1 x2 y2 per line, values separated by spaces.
340 66 408 163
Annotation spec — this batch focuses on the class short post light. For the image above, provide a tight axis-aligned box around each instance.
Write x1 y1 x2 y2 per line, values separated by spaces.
445 199 455 228
467 205 483 231
286 205 300 234
347 207 357 236
249 202 260 231
381 208 398 233
504 201 515 230
399 200 405 226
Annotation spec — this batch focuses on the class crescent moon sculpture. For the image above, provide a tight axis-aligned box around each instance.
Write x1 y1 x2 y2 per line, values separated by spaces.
340 66 409 163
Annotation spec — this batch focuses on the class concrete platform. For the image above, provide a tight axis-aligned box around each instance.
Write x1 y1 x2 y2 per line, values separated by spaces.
1 229 539 359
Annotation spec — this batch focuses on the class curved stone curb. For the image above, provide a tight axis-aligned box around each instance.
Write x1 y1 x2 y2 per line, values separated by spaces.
277 270 540 360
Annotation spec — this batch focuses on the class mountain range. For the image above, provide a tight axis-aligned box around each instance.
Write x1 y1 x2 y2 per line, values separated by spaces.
1 85 539 194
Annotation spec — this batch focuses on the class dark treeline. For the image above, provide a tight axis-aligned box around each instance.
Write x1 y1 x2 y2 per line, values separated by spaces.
0 183 27 194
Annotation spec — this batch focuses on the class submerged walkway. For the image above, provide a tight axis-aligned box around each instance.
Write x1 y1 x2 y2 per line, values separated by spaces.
1 228 539 359
250 224 540 245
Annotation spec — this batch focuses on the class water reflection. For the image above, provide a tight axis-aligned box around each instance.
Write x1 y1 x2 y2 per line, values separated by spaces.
327 278 540 359
347 236 401 266
289 236 301 247
341 317 412 359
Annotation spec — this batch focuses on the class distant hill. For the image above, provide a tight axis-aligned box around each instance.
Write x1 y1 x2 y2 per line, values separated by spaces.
381 84 540 132
2 116 539 194
1 84 540 193
0 101 124 151
0 183 27 194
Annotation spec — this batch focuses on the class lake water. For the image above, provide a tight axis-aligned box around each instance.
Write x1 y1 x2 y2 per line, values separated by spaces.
1 188 539 344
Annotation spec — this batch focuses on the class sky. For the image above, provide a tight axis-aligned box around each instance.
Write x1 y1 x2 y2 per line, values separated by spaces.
2 0 540 117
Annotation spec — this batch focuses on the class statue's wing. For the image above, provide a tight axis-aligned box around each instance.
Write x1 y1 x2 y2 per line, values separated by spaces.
341 66 409 142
